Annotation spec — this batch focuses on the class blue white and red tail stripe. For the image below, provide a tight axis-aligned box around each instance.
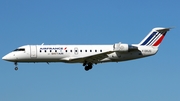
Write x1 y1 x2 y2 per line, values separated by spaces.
139 27 170 47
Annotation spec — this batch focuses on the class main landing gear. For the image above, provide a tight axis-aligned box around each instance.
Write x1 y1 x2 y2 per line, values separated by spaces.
83 62 93 71
14 62 18 71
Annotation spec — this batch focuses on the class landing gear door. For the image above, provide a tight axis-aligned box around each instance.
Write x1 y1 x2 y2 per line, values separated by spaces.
30 45 37 58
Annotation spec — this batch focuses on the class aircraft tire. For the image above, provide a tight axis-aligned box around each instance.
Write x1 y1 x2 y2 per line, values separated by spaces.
15 67 18 71
84 66 89 71
88 65 92 70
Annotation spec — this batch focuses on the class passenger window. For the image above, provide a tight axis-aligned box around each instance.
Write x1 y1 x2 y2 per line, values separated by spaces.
50 50 52 52
90 50 92 52
45 50 46 52
85 50 87 52
80 50 82 52
66 50 68 52
95 50 97 52
70 50 72 52
40 50 42 52
55 50 57 52
100 50 102 52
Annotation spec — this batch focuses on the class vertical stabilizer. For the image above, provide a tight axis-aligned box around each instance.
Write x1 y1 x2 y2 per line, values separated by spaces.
139 27 171 47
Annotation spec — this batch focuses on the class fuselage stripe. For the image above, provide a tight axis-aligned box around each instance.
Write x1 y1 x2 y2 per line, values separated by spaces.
146 32 160 45
153 32 166 46
141 32 157 45
148 33 162 46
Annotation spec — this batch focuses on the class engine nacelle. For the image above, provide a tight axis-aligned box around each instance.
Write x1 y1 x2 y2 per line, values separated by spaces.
113 43 129 52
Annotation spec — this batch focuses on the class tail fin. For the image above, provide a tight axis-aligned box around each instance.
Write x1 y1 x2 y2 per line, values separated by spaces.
139 27 171 47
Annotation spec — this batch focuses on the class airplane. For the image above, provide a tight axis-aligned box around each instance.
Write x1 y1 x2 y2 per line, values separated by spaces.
2 27 171 71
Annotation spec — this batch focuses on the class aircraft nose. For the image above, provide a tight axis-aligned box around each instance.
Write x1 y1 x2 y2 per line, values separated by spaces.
2 55 6 60
2 53 16 61
2 55 9 61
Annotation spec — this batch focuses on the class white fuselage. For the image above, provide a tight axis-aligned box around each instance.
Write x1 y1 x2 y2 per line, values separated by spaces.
2 44 158 63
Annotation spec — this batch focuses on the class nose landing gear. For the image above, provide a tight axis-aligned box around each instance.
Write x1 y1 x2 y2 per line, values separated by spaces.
14 62 18 71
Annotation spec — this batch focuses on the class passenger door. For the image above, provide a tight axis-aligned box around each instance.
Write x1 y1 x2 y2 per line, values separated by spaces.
30 45 37 58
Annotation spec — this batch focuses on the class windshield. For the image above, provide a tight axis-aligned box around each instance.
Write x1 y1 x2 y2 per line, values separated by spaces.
13 48 25 51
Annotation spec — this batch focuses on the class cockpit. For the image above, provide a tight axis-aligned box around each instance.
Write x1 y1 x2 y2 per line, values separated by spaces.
13 48 25 51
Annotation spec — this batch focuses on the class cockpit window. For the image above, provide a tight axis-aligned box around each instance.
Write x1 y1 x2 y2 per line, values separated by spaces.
13 48 25 51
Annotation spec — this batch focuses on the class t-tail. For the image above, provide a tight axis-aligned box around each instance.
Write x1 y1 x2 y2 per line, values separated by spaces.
139 27 171 47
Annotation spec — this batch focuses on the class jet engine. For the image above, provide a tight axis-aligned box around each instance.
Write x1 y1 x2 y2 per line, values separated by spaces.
113 42 138 52
113 43 129 52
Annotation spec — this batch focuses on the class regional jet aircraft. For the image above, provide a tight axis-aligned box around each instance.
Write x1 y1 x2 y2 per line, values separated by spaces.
2 27 171 71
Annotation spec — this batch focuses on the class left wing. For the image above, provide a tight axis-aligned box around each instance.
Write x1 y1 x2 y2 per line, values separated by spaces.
65 51 114 63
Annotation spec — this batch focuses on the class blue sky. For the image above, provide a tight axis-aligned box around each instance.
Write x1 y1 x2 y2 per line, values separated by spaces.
0 0 180 101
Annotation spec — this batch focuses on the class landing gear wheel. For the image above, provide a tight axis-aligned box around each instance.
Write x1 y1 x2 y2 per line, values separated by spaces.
88 65 92 70
15 67 18 71
85 66 89 71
